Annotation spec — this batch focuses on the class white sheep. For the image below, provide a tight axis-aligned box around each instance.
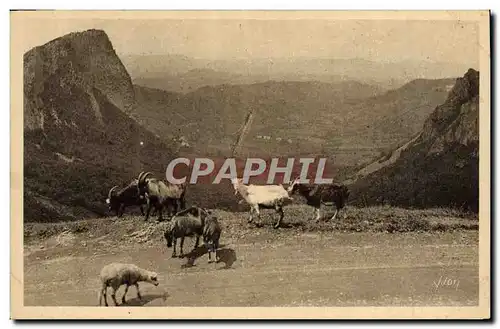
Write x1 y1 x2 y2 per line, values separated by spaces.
98 263 159 306
231 178 293 228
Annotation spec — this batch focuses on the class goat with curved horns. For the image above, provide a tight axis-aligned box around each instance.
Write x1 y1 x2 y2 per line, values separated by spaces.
137 171 187 222
106 179 148 217
287 177 350 221
231 178 293 229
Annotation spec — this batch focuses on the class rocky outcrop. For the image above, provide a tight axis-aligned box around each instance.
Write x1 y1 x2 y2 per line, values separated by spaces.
23 30 175 222
24 29 135 131
350 69 480 212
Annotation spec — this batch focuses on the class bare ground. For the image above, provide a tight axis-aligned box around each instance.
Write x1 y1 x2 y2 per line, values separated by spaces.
23 206 479 307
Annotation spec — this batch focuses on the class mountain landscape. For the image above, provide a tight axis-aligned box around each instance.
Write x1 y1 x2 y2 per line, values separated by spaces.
349 68 480 211
130 76 455 168
22 29 480 222
122 54 473 91
15 10 487 311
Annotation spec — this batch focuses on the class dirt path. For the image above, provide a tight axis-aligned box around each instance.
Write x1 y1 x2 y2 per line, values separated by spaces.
24 231 478 307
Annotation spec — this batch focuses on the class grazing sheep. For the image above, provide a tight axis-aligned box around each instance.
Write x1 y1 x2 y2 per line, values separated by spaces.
98 263 159 306
137 171 187 222
231 178 293 229
203 215 222 263
287 177 350 221
164 206 208 258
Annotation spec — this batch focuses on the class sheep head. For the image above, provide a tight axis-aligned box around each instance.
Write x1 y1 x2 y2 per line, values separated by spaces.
140 269 159 286
147 271 159 286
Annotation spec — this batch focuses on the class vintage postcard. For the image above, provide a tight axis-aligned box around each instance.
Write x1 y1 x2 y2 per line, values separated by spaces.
10 10 491 319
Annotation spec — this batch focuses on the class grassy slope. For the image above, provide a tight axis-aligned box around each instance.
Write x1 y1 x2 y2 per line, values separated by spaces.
24 205 478 245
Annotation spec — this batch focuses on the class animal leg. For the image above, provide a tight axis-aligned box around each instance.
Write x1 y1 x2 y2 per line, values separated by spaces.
172 238 178 258
111 287 119 306
117 204 124 217
173 199 180 215
314 207 321 221
180 236 185 258
135 283 142 300
194 235 200 250
164 200 172 218
330 208 339 221
207 242 213 263
145 204 152 221
274 206 284 229
214 240 220 262
103 286 108 306
121 284 130 304
98 284 107 306
247 207 254 223
253 205 261 224
158 206 164 222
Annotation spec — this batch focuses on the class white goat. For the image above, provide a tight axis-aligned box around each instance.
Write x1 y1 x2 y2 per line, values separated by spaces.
98 262 159 306
231 178 293 228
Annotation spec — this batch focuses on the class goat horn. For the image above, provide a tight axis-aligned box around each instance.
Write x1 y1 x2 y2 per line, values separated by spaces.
138 171 146 184
143 172 152 181
108 185 119 199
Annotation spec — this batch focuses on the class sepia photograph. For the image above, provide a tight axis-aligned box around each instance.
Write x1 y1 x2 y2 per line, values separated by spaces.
10 10 490 319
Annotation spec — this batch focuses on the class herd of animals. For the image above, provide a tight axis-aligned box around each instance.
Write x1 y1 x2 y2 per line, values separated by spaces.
100 170 350 306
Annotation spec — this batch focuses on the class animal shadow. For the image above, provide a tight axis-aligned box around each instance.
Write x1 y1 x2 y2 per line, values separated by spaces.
181 244 227 268
123 292 169 306
216 248 237 269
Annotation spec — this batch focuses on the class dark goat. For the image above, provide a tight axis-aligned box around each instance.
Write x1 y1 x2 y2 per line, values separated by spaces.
287 177 350 221
203 215 222 263
164 206 209 258
106 179 147 217
137 171 187 222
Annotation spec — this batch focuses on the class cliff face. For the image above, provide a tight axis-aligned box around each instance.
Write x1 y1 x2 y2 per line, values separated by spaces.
24 29 135 131
23 30 175 222
350 69 480 212
422 68 479 154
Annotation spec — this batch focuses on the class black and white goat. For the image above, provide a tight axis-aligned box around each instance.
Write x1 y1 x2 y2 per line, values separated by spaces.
106 179 147 217
287 177 350 221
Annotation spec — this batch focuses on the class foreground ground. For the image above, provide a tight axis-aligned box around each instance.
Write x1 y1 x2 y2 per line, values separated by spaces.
24 206 479 307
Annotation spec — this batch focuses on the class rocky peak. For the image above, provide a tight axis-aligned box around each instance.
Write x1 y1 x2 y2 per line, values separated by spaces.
421 68 479 144
24 29 135 131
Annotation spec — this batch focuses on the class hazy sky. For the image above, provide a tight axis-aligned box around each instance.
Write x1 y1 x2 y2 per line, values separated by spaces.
17 17 479 64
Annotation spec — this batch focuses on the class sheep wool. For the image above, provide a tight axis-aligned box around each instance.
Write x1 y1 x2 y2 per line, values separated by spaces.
98 263 159 306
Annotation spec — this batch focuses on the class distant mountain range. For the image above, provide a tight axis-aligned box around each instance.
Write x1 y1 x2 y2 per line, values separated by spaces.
130 77 455 168
122 53 473 92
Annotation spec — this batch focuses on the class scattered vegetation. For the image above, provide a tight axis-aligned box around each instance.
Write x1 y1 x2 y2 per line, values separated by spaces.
24 205 478 245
